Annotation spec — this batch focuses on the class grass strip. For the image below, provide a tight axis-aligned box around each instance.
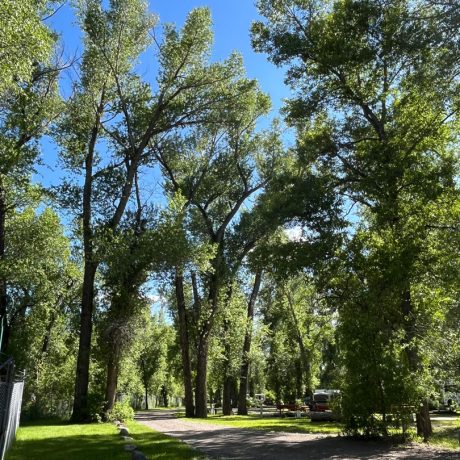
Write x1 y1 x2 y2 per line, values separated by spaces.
179 413 342 434
6 418 204 460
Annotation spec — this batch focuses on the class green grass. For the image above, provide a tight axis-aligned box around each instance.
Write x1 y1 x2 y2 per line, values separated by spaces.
6 419 204 460
179 413 342 434
429 418 460 450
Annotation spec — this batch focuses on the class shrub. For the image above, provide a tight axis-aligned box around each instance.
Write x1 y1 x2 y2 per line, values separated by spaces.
107 401 135 423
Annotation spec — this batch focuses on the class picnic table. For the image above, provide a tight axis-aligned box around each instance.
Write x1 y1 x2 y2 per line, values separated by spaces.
276 403 309 415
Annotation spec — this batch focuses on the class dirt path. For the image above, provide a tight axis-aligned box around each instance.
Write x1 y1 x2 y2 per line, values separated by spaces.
135 410 459 460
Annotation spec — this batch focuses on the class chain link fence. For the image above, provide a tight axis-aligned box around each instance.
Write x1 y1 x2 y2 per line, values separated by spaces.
0 356 24 460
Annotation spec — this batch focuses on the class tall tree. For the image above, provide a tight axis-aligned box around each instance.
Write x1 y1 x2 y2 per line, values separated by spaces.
253 0 460 439
0 0 62 351
58 2 250 421
5 207 80 417
237 269 262 415
156 82 284 417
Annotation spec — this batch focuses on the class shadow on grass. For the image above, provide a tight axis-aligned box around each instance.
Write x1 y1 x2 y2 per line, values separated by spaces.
19 418 69 427
7 419 204 460
7 433 126 460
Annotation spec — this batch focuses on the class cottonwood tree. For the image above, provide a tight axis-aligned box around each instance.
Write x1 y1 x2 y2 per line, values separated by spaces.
99 210 152 413
253 0 460 439
5 207 80 416
155 81 284 417
259 273 334 402
0 1 62 351
57 1 254 421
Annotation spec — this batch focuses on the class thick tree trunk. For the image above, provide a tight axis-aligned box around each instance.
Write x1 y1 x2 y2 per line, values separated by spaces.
195 334 210 418
285 290 312 396
238 270 262 415
222 290 233 416
144 384 149 410
71 260 97 422
104 348 119 413
222 361 231 415
223 376 236 415
71 96 104 423
401 289 432 441
416 399 432 440
175 269 195 417
195 265 221 418
223 379 231 415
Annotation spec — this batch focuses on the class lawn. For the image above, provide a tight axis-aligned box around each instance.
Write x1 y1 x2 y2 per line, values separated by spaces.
429 418 460 450
179 413 342 434
6 419 203 460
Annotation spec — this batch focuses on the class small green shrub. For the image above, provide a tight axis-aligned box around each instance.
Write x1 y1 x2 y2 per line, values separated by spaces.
107 401 135 422
87 393 105 423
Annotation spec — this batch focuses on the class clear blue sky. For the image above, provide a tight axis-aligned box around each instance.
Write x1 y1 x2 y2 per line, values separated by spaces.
37 1 290 187
48 0 288 110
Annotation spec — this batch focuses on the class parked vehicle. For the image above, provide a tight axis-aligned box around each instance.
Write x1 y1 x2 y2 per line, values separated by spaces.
309 389 341 422
310 389 340 412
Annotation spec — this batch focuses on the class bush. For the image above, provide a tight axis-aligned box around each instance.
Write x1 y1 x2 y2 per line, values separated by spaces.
264 390 276 405
107 401 135 423
88 393 105 423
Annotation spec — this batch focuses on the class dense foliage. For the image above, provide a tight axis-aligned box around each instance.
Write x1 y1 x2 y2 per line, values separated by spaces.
1 0 460 442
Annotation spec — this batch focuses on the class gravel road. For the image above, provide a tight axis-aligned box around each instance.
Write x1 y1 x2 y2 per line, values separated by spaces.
135 410 460 459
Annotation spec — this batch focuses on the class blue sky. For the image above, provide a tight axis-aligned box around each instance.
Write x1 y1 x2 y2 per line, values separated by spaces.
37 1 290 188
48 0 289 107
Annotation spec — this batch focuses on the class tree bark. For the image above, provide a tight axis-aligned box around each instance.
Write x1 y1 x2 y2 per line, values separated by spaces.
104 347 119 413
222 285 234 416
401 288 432 441
71 260 97 422
175 268 195 417
238 270 262 415
223 376 232 415
285 290 312 396
71 93 105 422
195 333 210 417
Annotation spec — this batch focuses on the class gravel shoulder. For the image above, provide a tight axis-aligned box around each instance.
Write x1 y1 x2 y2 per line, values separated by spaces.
135 410 459 460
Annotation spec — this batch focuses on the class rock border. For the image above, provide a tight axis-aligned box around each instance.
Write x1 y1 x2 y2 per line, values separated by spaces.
115 420 147 460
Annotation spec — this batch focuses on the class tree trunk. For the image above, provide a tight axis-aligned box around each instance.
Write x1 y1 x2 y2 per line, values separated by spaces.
416 399 432 440
223 376 236 415
195 250 222 418
104 348 119 413
238 270 262 415
223 376 232 415
175 269 195 417
71 95 104 423
195 334 210 418
41 312 58 355
222 291 233 416
401 289 432 441
71 260 97 422
285 290 312 396
144 384 149 410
